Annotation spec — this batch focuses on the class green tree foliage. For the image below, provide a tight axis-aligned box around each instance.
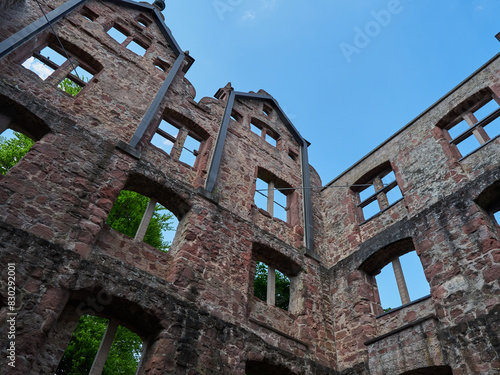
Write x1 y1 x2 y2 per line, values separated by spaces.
254 261 290 310
58 77 84 96
0 132 34 175
56 315 142 375
106 190 174 252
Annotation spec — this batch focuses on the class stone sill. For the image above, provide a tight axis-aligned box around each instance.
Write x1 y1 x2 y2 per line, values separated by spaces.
458 133 500 162
365 313 436 346
248 317 309 349
375 294 432 319
358 198 405 226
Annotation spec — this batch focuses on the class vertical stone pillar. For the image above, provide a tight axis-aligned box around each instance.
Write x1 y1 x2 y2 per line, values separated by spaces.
267 266 275 306
135 198 157 241
392 257 410 305
267 181 275 216
89 319 119 375
463 113 490 144
373 176 389 210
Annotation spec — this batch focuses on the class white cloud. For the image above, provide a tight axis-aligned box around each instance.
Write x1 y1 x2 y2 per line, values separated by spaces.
242 10 256 21
21 57 54 80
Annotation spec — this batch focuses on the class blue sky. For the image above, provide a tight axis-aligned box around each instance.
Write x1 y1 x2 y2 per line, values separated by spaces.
162 0 500 184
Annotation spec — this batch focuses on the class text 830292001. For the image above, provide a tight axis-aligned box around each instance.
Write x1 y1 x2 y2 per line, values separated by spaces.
6 263 16 368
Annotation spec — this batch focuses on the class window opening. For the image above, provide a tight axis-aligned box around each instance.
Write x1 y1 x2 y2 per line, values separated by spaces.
136 15 152 27
0 129 35 175
81 6 98 21
265 132 277 147
126 40 147 56
21 43 97 96
150 118 203 168
262 104 272 117
254 261 290 310
374 251 430 311
254 176 290 223
230 111 241 123
107 190 175 252
250 121 262 137
250 119 279 147
494 210 500 225
355 167 403 221
55 315 143 375
445 95 500 158
288 149 298 161
153 58 170 72
107 26 128 44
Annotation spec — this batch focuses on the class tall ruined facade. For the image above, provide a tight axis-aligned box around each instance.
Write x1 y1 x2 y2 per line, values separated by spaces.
0 0 499 374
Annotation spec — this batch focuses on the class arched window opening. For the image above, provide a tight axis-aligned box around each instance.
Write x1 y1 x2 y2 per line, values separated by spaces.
360 239 430 313
0 98 51 175
55 315 143 375
474 180 500 228
19 36 101 97
352 162 403 222
107 190 177 252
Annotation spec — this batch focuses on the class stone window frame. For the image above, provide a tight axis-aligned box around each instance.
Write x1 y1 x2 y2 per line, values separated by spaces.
150 116 206 169
17 37 101 96
253 168 299 226
351 162 404 223
439 89 500 159
251 243 301 313
105 22 151 57
359 238 431 315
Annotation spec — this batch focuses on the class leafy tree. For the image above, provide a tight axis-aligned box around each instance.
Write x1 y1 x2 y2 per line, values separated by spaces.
254 261 290 310
0 132 35 175
55 315 142 375
106 190 174 252
58 77 84 96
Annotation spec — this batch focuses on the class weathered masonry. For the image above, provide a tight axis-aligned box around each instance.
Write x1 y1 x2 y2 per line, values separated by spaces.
0 0 499 374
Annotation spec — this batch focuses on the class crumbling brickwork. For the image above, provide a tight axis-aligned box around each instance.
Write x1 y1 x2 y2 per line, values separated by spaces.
0 0 499 374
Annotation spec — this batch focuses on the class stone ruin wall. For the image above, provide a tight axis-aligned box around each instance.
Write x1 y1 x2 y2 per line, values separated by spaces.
0 0 499 374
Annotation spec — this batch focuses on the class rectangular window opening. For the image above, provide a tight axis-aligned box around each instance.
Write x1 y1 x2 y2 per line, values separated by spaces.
22 56 55 80
273 188 288 222
446 119 470 140
456 134 482 157
250 122 262 137
484 115 500 139
265 132 277 147
107 26 128 44
39 46 67 66
254 178 269 212
126 40 147 56
253 261 290 311
178 134 201 167
58 77 84 97
361 199 380 221
474 99 499 122
81 6 98 21
494 211 500 225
